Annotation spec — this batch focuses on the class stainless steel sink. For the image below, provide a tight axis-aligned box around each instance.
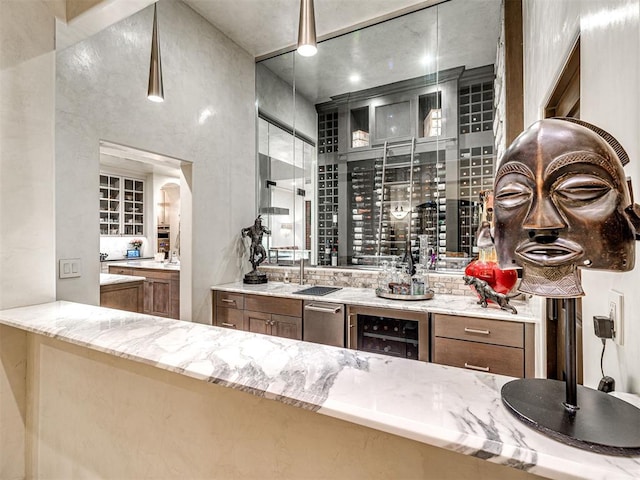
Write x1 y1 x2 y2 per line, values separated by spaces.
293 286 342 296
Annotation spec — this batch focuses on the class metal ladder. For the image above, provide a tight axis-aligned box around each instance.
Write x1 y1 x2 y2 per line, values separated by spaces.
376 137 416 258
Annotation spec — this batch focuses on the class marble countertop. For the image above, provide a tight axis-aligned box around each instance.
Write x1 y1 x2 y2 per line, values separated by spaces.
108 259 180 271
1 301 638 479
212 281 538 323
99 273 146 286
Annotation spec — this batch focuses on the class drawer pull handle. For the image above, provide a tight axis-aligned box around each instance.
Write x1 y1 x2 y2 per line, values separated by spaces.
221 322 236 328
464 327 490 335
221 299 236 305
305 304 342 314
464 362 490 372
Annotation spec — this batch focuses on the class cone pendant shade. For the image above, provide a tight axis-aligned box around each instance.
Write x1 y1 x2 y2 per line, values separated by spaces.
147 3 164 102
297 0 317 57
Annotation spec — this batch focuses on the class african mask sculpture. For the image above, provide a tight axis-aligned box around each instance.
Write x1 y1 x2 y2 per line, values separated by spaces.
493 118 640 298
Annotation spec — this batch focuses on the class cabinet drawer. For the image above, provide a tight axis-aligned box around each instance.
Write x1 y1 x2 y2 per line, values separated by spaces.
433 314 523 348
215 291 244 310
216 307 246 330
245 294 301 317
433 337 524 378
134 268 178 281
108 266 133 276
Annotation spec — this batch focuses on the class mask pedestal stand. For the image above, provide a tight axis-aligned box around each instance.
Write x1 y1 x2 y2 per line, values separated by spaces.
501 297 640 455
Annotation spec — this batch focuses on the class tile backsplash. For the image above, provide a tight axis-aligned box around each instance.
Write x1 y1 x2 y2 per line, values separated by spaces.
260 265 478 297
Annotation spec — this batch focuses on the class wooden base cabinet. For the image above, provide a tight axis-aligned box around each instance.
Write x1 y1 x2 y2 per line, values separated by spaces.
213 291 302 341
431 314 534 378
244 311 302 340
100 280 144 313
108 266 179 319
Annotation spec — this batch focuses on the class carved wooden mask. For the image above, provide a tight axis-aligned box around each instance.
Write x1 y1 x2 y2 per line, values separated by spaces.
493 118 638 297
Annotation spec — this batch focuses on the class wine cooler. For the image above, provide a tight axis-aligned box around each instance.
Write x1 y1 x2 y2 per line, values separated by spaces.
349 305 427 361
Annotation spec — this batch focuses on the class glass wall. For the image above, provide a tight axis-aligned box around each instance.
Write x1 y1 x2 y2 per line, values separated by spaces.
257 117 315 264
256 0 502 270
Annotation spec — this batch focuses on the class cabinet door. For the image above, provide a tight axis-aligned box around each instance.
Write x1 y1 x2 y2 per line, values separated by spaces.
244 310 272 336
144 279 172 317
271 315 302 341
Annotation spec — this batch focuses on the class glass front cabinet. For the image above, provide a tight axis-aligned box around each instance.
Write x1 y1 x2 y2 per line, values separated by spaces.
100 174 145 236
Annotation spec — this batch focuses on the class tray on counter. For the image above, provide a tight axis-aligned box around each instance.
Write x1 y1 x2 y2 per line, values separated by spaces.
375 289 434 301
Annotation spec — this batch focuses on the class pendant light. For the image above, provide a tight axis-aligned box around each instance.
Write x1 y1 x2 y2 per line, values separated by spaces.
147 3 164 102
297 0 317 57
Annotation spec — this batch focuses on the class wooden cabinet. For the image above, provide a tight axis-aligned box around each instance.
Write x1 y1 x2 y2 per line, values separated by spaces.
144 277 171 316
214 291 246 330
108 266 133 276
108 266 179 319
212 289 536 374
213 291 302 340
100 279 144 313
243 310 301 339
431 314 534 378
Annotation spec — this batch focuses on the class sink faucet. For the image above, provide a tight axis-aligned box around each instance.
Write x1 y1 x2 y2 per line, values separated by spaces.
299 256 305 285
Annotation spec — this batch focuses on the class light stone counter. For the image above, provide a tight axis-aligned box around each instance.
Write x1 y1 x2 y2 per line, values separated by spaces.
212 281 538 324
99 273 146 286
108 259 180 271
1 301 638 479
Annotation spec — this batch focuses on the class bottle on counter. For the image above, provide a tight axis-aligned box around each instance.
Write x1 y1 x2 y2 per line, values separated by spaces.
331 246 338 266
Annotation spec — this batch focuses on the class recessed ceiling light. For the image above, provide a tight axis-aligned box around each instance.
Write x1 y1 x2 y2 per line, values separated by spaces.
349 74 361 83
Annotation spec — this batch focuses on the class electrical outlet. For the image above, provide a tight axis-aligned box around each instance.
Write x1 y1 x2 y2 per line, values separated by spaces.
608 289 624 346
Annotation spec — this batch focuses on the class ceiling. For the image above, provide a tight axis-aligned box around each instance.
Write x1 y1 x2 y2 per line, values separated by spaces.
183 0 440 59
100 141 184 178
259 0 501 104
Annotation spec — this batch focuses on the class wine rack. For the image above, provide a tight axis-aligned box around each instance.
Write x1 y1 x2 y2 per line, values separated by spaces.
458 77 496 256
318 111 338 154
317 163 339 265
348 151 445 265
459 81 494 134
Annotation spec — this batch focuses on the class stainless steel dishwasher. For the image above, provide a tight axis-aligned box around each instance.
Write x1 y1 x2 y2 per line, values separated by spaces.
303 301 345 347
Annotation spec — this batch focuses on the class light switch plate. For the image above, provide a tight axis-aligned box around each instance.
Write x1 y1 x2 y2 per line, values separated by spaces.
59 258 82 279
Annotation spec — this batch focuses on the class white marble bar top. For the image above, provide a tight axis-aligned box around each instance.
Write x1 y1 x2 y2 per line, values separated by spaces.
1 301 638 479
108 259 180 271
212 281 538 324
99 273 146 286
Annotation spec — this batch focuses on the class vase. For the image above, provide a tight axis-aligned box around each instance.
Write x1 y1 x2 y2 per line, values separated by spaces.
464 246 517 295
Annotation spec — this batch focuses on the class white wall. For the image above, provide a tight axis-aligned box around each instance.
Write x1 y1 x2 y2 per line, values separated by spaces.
56 0 256 323
0 0 56 310
523 0 640 392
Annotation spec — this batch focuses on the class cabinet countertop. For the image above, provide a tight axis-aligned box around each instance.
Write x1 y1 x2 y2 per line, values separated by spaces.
99 273 146 286
0 301 637 480
108 260 180 271
211 281 539 324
